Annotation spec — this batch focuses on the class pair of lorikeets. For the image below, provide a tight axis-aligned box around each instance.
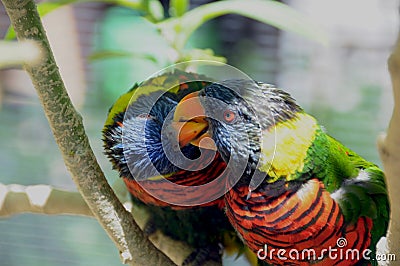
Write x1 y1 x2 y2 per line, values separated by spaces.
103 70 389 266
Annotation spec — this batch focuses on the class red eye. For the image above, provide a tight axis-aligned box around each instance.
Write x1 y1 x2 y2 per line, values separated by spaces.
138 113 151 119
223 110 236 123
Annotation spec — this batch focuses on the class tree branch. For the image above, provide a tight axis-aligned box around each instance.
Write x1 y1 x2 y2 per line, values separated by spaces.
377 34 400 263
0 182 221 265
0 40 42 68
0 183 92 217
0 1 175 265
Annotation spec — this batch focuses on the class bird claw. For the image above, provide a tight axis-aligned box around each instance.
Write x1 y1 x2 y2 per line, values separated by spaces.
182 246 221 266
143 219 157 236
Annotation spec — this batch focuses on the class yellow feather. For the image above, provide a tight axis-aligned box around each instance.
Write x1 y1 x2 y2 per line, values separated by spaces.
259 113 317 181
243 249 260 266
146 173 173 181
104 73 183 127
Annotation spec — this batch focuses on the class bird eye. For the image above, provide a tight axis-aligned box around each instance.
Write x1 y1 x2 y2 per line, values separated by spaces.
138 113 151 119
223 109 236 123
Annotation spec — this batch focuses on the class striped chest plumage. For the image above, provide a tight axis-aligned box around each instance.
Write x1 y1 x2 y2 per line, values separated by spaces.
225 179 373 265
123 152 227 210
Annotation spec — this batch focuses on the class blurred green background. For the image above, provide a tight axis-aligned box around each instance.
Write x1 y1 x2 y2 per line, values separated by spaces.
0 0 397 265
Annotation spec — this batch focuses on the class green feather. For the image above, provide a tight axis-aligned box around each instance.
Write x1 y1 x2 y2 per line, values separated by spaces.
308 131 389 256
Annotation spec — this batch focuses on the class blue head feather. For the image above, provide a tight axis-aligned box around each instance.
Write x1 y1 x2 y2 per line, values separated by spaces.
104 91 200 180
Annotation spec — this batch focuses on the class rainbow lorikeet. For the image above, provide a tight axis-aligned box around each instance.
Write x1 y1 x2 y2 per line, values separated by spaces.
102 71 253 265
172 79 390 266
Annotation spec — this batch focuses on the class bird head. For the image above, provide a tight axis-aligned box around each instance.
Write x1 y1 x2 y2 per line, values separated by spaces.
172 79 302 171
104 90 205 181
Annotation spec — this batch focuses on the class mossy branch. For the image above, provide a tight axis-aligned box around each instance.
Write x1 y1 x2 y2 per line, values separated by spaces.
377 32 400 264
0 0 175 265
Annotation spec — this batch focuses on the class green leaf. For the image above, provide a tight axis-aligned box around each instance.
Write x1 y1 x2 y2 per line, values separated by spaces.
37 1 71 14
147 0 164 21
4 27 16 41
158 0 329 50
88 50 158 63
170 0 188 17
177 48 226 63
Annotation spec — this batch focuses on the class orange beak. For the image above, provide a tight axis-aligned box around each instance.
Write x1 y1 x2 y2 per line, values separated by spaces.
172 92 217 150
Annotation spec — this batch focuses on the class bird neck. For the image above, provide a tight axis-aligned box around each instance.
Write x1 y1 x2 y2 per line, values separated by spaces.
258 112 319 183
